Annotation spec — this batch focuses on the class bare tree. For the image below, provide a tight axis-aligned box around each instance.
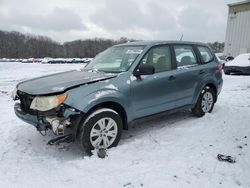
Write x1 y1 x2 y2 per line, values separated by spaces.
0 30 136 58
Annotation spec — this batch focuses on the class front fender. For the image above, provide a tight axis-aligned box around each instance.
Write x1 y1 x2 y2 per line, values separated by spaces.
83 89 130 113
64 88 130 115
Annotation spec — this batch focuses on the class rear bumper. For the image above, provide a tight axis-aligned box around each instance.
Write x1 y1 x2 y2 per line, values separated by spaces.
224 66 250 74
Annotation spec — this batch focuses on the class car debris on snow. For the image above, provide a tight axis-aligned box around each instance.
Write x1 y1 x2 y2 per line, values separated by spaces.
217 154 236 163
97 148 108 158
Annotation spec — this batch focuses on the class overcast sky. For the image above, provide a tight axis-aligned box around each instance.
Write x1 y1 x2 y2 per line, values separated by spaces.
0 0 238 43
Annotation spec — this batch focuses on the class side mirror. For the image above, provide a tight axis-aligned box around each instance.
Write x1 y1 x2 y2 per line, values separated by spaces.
226 56 234 61
133 64 155 77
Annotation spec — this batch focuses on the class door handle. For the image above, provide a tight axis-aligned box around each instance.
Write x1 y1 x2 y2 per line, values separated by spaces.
168 75 176 81
199 70 205 74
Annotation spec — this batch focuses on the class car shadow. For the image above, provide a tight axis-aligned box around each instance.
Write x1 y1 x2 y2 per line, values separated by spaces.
120 109 195 143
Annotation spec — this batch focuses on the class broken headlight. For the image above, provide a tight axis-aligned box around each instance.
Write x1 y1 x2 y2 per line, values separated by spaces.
30 93 67 111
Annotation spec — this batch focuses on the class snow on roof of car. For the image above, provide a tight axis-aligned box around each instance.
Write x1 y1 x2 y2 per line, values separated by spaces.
226 53 250 67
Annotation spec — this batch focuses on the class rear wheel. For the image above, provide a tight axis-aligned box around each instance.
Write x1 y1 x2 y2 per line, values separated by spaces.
192 86 215 117
79 108 123 154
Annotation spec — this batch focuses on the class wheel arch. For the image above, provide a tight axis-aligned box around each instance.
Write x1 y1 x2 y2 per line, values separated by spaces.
193 81 218 105
87 101 128 130
76 101 128 135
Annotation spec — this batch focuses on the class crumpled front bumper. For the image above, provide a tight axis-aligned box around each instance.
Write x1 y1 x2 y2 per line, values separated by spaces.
15 102 84 145
14 103 42 128
14 102 82 139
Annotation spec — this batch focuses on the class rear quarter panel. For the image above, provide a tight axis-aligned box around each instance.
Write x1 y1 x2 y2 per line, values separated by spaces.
192 61 223 104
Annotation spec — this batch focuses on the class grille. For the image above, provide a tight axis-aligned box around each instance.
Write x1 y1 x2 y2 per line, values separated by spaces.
18 91 37 115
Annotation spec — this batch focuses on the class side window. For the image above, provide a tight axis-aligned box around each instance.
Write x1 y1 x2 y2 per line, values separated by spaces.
197 46 214 63
174 45 197 67
140 45 172 73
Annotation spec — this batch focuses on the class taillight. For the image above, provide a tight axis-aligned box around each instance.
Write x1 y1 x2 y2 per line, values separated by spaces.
217 64 223 73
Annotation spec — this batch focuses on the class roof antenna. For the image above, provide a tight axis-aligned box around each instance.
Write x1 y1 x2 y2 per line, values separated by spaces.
180 34 183 41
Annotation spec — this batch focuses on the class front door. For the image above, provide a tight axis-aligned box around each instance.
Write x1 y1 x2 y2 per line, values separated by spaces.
131 45 179 118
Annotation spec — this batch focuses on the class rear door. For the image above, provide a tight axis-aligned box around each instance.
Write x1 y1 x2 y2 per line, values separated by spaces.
171 44 202 106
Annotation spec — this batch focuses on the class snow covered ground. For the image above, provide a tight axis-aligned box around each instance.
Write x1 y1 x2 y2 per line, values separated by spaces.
0 62 249 188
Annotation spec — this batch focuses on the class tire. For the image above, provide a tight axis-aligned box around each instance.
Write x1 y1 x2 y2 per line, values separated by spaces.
192 86 215 117
78 108 123 154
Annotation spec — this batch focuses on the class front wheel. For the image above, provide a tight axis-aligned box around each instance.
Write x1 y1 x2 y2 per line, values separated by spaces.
192 86 215 117
78 108 123 154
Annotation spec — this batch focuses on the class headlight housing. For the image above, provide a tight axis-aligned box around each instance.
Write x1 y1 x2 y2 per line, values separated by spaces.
30 93 67 111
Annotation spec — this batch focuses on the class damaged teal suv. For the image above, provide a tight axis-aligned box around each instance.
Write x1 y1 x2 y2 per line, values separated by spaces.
13 41 223 154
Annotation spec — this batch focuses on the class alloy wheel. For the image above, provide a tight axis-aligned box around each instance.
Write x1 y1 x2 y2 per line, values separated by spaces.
201 91 214 112
90 117 118 149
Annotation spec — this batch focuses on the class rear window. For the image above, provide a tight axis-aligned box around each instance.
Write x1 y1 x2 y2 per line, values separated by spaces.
174 45 197 67
197 46 214 64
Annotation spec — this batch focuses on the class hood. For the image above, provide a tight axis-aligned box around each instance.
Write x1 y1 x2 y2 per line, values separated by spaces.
17 69 117 95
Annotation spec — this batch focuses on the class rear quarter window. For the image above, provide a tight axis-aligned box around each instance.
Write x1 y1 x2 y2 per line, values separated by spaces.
197 46 214 64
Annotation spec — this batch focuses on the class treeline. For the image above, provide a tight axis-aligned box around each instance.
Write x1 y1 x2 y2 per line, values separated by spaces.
0 30 134 58
0 30 225 58
208 42 224 53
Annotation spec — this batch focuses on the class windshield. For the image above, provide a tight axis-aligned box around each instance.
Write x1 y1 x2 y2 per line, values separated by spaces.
85 45 145 73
